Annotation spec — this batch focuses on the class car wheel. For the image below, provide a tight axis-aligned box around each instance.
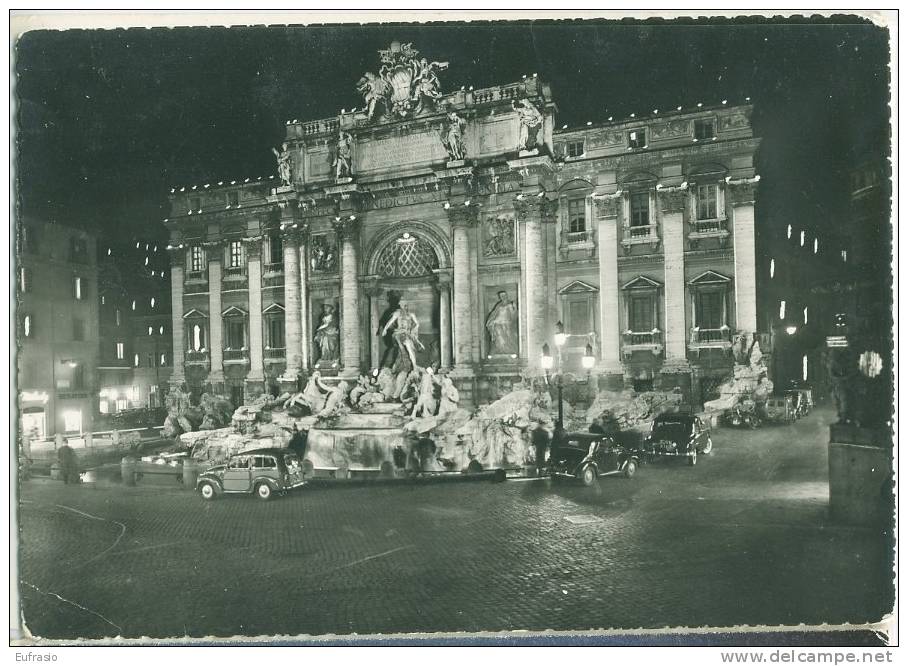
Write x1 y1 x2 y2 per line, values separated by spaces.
688 450 698 466
624 459 637 479
199 481 217 501
700 435 713 455
255 482 273 501
580 465 597 486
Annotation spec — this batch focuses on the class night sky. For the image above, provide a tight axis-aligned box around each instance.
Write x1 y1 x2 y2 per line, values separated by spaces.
14 17 890 246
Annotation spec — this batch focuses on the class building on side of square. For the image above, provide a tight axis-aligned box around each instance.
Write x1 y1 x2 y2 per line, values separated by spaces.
165 43 761 407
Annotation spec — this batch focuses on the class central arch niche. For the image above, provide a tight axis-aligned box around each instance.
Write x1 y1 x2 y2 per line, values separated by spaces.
366 229 448 371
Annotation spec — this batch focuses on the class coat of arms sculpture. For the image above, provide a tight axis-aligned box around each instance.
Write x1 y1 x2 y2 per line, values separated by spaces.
357 42 449 121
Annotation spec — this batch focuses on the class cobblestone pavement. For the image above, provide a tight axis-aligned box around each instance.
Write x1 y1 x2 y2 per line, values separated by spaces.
16 406 894 640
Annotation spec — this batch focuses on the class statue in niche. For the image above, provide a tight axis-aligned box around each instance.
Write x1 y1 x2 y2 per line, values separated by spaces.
485 290 519 356
332 130 354 180
309 235 337 273
377 291 402 369
381 299 424 373
313 303 339 363
484 216 516 257
513 98 543 152
410 367 438 418
271 142 293 186
440 110 467 162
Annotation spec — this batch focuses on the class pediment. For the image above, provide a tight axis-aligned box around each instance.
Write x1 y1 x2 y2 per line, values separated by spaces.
182 308 208 319
222 305 248 317
622 275 663 290
262 302 286 314
558 280 599 294
688 270 732 285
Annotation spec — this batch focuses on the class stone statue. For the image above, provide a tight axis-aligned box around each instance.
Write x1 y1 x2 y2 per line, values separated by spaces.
349 374 370 406
377 291 402 369
485 290 519 356
381 300 424 372
199 392 234 430
514 99 543 152
313 303 339 363
301 370 331 414
332 131 354 180
484 216 516 257
271 142 293 186
411 367 438 418
318 380 350 418
376 367 396 401
437 374 460 418
356 72 392 121
440 110 467 161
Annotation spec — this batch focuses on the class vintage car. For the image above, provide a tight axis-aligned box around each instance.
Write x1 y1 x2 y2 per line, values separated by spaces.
642 413 712 466
196 447 306 501
548 432 639 486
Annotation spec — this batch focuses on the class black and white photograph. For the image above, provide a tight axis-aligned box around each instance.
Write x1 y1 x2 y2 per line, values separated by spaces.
10 10 896 651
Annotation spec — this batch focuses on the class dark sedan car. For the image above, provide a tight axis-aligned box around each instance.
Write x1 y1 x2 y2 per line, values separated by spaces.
642 413 712 466
549 432 639 486
196 447 306 501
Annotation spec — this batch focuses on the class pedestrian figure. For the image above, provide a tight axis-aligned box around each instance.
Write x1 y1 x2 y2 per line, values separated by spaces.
531 426 551 477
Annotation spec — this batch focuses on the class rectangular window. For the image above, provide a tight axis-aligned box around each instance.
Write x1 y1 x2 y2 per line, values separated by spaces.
696 292 723 329
116 398 128 412
134 353 140 368
566 300 590 336
18 267 28 292
226 319 245 348
160 352 167 367
23 314 33 338
227 191 239 207
269 233 283 265
567 199 586 234
189 196 201 212
69 237 88 262
72 317 84 341
694 118 716 140
72 364 85 390
629 295 655 331
566 140 585 158
229 241 245 268
628 128 646 149
73 276 83 300
116 342 125 360
268 317 285 348
190 246 204 272
696 184 719 220
63 409 82 433
630 192 650 227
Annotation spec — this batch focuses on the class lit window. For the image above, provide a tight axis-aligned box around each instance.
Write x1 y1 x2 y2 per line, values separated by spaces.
131 300 137 311
229 241 245 268
802 355 809 382
787 224 792 239
159 325 165 335
107 248 111 256
101 295 106 305
150 297 156 308
23 315 31 337
800 230 806 247
628 128 646 149
144 256 149 266
813 238 819 254
769 258 775 279
115 309 121 326
73 277 83 300
18 267 28 292
134 353 140 367
192 324 205 351
116 342 125 360
566 140 585 158
841 249 848 262
779 300 786 320
63 409 82 433
696 184 719 220
148 326 153 335
190 246 204 272
160 353 167 367
803 307 808 325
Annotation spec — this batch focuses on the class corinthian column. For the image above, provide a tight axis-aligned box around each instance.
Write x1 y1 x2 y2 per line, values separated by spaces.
516 195 556 369
594 193 623 374
246 239 265 382
657 183 689 368
447 204 479 371
207 251 224 385
728 177 759 333
281 228 302 380
334 216 361 376
168 247 186 386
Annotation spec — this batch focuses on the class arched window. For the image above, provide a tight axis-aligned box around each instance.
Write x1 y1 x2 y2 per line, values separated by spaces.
376 233 439 278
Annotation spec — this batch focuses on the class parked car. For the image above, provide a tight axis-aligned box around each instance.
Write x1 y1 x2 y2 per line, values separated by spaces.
196 448 306 501
764 395 796 424
548 432 639 486
642 413 712 466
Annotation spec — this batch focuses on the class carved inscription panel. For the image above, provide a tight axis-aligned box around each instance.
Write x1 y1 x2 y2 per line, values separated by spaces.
356 131 448 173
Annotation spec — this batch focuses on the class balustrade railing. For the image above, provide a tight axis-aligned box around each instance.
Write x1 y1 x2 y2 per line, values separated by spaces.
185 350 209 363
264 347 286 360
563 229 595 245
186 270 206 282
623 330 663 346
223 265 246 279
223 349 248 361
691 218 728 234
264 262 284 274
690 326 732 344
627 224 657 240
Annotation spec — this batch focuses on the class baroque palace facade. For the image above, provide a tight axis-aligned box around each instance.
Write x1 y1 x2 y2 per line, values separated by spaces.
165 42 760 407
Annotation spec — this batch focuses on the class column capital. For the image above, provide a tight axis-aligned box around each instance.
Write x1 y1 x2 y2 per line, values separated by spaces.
514 195 557 223
726 176 759 206
447 203 481 228
591 190 623 218
332 215 360 242
280 222 310 245
656 182 688 213
166 245 186 264
244 237 263 258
